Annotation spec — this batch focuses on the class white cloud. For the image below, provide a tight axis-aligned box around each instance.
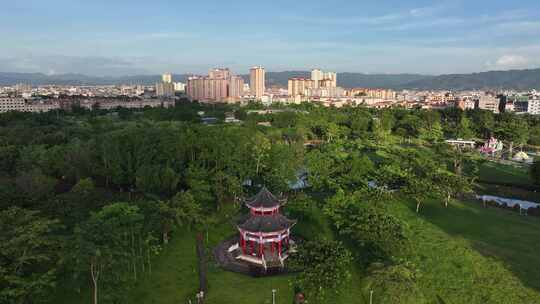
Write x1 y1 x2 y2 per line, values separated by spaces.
487 55 530 69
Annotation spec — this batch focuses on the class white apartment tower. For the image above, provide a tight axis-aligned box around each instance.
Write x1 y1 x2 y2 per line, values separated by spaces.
323 72 337 87
162 73 173 84
156 82 175 97
310 69 337 88
311 69 323 88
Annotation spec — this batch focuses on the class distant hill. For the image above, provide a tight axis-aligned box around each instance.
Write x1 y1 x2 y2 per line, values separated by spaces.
250 71 428 88
398 69 540 90
0 72 180 86
1 68 539 90
338 73 428 88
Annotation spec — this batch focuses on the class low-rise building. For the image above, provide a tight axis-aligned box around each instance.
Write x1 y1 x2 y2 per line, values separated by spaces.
476 95 500 113
455 98 476 110
79 99 175 110
513 97 540 115
528 98 540 115
0 97 60 113
349 88 397 100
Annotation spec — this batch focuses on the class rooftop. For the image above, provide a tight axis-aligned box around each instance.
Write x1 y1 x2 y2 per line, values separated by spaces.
245 187 286 209
238 214 296 233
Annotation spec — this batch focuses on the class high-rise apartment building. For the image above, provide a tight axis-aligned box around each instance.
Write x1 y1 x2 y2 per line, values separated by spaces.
156 82 175 97
208 68 231 79
162 73 173 84
309 69 337 88
288 78 314 97
174 82 186 92
311 69 323 88
186 68 244 102
250 66 265 99
323 72 337 87
229 76 245 99
288 69 338 97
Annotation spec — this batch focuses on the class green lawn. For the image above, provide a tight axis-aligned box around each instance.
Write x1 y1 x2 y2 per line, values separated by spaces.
127 232 200 304
126 203 367 304
126 198 540 304
476 183 540 203
396 198 540 303
477 161 533 187
475 161 540 202
52 196 540 304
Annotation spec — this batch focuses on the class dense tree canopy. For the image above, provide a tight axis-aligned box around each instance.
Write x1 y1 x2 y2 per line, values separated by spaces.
288 239 352 303
0 208 61 304
325 189 409 260
1 101 538 303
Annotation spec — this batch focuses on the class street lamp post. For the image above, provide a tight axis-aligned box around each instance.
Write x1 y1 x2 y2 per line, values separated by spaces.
196 291 204 304
272 289 277 304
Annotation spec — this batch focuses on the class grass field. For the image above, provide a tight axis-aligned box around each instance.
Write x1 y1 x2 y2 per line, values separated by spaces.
51 193 540 304
476 183 540 203
477 161 533 187
475 161 540 202
122 198 540 304
126 203 367 304
397 198 540 303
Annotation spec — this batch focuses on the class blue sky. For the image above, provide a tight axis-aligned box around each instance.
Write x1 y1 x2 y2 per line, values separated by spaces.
1 0 539 76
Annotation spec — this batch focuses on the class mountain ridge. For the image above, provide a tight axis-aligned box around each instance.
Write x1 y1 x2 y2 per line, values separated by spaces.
1 68 539 90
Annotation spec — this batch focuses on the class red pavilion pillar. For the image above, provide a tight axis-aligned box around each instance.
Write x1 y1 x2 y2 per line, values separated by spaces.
240 233 246 254
278 239 282 255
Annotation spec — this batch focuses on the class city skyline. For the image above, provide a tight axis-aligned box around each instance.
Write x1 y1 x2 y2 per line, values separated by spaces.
1 1 540 76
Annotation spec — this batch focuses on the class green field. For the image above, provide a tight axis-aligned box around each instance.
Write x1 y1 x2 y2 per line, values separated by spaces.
477 161 533 187
109 197 540 304
125 203 366 304
399 199 540 303
476 161 540 202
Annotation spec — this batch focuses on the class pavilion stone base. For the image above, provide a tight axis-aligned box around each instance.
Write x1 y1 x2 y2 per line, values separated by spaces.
213 236 297 277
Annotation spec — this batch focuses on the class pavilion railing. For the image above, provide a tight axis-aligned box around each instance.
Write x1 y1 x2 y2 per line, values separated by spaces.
262 254 267 270
228 243 239 253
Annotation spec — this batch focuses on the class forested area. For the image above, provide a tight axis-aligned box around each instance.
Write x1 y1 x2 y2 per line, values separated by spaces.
1 102 540 304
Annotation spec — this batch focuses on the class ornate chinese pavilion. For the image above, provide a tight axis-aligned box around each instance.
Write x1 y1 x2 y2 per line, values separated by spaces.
234 187 296 269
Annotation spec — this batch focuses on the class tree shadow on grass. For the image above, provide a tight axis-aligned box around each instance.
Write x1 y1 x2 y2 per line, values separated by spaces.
410 199 540 293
